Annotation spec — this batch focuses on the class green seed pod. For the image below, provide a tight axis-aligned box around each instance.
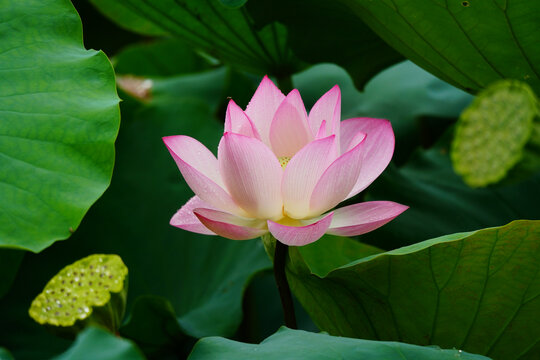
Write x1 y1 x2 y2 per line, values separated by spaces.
451 79 538 187
29 254 128 337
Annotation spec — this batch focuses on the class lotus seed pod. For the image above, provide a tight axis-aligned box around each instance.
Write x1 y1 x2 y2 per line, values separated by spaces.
29 254 128 336
451 80 538 187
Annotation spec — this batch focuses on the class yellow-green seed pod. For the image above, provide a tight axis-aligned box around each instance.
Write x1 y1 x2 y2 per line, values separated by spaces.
29 254 128 336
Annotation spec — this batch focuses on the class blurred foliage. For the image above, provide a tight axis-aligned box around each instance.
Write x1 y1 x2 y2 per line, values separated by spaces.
71 0 144 56
504 121 540 184
89 0 303 76
237 269 317 344
0 348 13 360
2 0 540 359
113 39 214 78
293 61 473 165
119 296 194 359
0 250 24 299
246 0 404 90
52 327 145 360
218 0 247 8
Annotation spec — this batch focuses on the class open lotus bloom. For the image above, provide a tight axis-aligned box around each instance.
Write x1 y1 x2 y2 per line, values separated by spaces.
163 76 408 246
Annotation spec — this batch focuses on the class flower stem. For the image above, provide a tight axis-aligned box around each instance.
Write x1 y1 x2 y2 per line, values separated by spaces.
273 240 297 329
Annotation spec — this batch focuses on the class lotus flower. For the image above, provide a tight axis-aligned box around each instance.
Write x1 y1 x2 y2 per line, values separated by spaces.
163 76 407 246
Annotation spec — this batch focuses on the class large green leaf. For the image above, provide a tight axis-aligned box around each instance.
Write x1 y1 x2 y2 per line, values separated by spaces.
189 327 490 360
246 0 403 89
52 327 144 360
89 0 301 76
0 68 270 359
0 0 120 252
451 80 538 187
362 136 540 249
337 0 540 94
298 235 383 277
219 0 247 8
288 220 540 360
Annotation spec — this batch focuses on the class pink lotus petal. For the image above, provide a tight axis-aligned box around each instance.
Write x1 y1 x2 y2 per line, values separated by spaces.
309 85 341 140
315 120 327 140
340 118 395 198
282 135 338 219
224 99 261 139
346 131 368 152
310 133 366 215
218 132 283 220
194 208 268 240
268 212 333 246
326 201 408 236
170 196 216 235
245 76 285 146
269 89 312 157
163 136 245 216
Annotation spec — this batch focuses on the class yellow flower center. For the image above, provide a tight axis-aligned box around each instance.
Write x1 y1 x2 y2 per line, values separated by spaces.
278 156 291 169
276 215 303 226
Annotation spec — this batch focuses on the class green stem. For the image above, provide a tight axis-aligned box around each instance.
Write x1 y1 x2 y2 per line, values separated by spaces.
276 75 294 93
273 241 297 329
